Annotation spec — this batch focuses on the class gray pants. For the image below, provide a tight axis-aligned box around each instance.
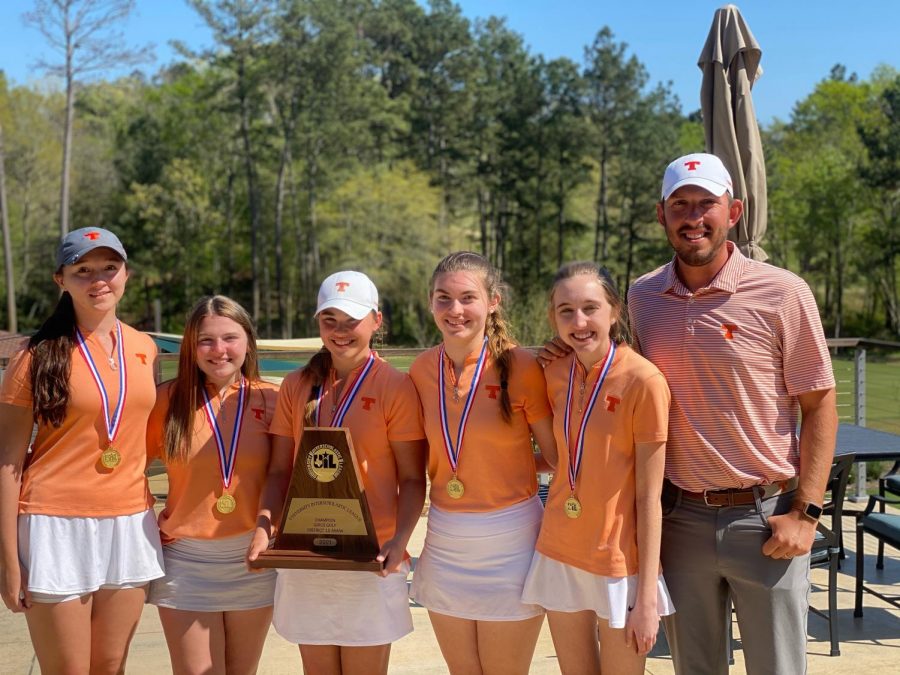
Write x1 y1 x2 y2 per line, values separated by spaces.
660 483 810 675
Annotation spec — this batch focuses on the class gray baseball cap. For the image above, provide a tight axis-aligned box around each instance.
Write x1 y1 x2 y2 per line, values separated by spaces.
56 227 128 267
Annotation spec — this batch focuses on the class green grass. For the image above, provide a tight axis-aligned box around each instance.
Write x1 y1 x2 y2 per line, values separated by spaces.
831 354 900 434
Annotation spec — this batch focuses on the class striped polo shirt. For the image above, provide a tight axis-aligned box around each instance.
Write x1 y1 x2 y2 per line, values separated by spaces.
628 242 835 492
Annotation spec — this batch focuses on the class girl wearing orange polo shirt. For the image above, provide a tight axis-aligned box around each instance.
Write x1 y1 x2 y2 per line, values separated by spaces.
0 227 164 673
522 262 674 674
145 295 278 674
408 251 557 675
247 270 426 675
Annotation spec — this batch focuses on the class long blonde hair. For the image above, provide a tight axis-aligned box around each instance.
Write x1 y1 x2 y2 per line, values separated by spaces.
430 252 516 424
163 296 260 462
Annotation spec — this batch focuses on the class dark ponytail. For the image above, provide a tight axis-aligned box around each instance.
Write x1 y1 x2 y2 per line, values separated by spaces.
28 292 77 427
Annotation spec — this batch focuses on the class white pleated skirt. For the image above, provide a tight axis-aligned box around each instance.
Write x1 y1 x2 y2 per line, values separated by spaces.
410 495 544 621
273 561 413 646
521 552 676 629
18 509 164 603
148 531 276 611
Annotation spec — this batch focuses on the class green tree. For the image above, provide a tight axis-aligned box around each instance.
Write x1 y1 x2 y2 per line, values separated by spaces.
23 0 151 237
769 69 872 337
188 0 271 323
582 27 646 263
316 161 444 344
857 73 900 333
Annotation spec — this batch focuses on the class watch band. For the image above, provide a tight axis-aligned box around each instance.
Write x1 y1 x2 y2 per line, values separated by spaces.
792 501 823 523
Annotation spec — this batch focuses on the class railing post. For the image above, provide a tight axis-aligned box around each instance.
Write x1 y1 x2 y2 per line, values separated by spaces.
852 347 867 501
855 347 866 426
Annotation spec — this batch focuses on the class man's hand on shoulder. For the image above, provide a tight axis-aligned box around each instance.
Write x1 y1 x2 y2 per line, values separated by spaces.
761 509 817 559
536 336 571 367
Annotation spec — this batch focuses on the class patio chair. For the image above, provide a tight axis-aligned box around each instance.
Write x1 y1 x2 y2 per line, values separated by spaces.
854 489 900 617
809 452 855 656
877 465 900 569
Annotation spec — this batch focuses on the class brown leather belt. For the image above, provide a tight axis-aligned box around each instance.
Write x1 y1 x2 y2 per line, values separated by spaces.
675 476 799 507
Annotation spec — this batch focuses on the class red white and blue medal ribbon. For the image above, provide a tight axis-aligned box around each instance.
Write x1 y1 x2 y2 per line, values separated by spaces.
315 352 377 427
438 337 489 476
563 342 616 494
75 321 126 448
201 375 247 490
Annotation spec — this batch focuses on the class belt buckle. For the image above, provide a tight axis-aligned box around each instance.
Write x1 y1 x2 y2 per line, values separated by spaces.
703 490 732 507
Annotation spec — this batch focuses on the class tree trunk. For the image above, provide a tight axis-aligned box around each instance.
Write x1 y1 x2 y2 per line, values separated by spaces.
59 36 75 238
223 166 236 297
478 189 489 257
834 234 844 339
0 118 16 332
237 55 262 322
623 210 636 292
556 168 565 268
593 145 609 262
533 143 545 282
274 139 291 338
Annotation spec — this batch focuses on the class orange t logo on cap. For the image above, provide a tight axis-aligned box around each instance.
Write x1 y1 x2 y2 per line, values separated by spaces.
84 231 101 240
335 281 350 292
684 160 701 171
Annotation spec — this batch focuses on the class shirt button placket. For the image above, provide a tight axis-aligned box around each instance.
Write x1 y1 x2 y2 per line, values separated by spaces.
686 294 695 336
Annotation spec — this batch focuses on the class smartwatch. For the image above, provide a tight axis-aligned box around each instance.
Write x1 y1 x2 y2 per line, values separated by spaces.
792 501 824 523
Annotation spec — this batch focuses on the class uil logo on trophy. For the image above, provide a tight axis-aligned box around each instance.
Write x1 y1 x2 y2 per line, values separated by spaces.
306 444 344 482
250 427 383 571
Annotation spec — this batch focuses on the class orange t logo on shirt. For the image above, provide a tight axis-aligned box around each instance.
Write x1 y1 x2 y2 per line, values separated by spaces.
722 323 738 340
252 408 265 420
605 395 621 412
485 385 501 399
135 353 147 365
361 396 376 410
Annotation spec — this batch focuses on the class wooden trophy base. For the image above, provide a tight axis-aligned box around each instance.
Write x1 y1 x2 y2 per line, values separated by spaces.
251 549 384 572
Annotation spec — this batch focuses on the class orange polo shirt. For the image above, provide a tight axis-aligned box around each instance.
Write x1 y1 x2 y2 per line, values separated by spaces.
0 324 157 517
409 345 552 513
536 345 670 577
269 354 424 548
147 379 279 544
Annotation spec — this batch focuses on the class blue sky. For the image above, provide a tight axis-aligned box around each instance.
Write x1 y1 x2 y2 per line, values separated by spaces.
0 1 897 124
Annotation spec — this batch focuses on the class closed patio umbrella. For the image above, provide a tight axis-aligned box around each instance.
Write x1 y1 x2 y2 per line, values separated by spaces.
698 4 768 261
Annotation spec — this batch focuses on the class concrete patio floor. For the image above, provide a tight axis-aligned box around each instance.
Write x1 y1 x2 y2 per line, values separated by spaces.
2 487 898 673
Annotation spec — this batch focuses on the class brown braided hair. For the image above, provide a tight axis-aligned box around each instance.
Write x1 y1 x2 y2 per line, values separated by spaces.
28 292 77 427
163 296 261 462
548 261 631 345
429 252 516 424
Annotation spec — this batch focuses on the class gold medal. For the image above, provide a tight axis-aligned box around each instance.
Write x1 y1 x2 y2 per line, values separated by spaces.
564 496 582 519
216 494 237 514
100 447 121 469
447 476 465 499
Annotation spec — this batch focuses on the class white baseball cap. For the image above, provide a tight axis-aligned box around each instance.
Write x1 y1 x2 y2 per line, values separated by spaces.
315 271 379 320
661 153 734 201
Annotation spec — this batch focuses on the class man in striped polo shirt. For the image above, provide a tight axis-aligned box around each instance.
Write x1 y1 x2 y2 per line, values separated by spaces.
628 153 837 673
